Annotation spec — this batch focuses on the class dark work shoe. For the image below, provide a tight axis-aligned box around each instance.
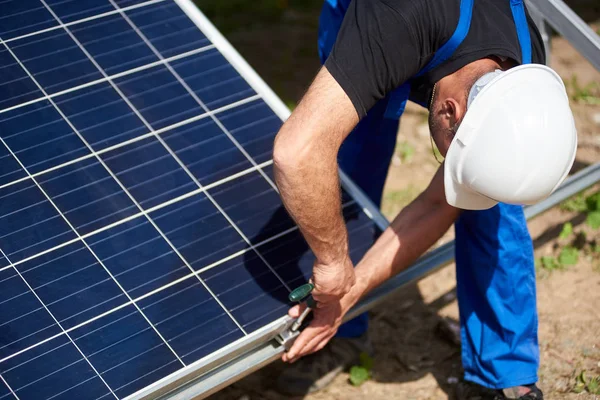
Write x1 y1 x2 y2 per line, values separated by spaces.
275 333 373 396
456 380 543 400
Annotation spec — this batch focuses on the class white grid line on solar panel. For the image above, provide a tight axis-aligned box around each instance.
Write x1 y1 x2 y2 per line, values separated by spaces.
0 248 119 399
0 158 274 274
0 94 261 191
110 0 278 192
0 198 358 367
0 0 167 46
0 374 18 400
107 0 292 295
1 40 189 368
37 0 256 337
0 43 214 116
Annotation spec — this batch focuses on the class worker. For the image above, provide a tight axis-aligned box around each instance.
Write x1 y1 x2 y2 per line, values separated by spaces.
272 0 577 399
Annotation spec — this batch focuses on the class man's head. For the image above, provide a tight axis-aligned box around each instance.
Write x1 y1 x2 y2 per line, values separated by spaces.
428 61 499 157
429 62 578 211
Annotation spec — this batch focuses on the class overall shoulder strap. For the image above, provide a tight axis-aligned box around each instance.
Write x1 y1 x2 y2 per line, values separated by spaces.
385 0 474 119
416 0 475 77
509 0 533 64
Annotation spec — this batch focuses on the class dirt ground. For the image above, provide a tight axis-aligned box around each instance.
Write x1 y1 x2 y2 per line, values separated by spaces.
206 7 600 400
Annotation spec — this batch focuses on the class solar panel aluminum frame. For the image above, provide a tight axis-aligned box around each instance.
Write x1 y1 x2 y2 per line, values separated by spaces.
118 1 390 399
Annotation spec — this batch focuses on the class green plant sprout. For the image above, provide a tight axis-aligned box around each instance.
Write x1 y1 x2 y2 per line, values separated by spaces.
558 246 579 266
559 222 573 239
560 194 587 212
569 75 600 105
573 371 600 395
349 352 374 387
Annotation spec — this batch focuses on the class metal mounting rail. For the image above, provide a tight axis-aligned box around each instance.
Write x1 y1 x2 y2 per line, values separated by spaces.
526 0 600 71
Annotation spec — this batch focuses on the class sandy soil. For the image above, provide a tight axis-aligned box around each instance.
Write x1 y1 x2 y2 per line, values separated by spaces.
207 10 600 400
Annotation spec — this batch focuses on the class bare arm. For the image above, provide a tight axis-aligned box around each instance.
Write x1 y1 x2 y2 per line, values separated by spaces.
273 66 359 303
284 166 460 362
353 165 460 296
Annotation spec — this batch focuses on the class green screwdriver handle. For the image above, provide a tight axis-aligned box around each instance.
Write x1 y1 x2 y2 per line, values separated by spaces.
289 283 314 302
289 283 317 309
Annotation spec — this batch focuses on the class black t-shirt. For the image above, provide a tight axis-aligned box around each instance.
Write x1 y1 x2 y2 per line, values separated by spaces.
325 0 546 118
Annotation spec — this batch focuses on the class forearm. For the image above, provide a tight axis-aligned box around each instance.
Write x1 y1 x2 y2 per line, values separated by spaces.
274 141 348 264
351 170 461 299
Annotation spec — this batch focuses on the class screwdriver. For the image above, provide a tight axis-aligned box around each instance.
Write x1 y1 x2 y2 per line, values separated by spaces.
289 283 317 332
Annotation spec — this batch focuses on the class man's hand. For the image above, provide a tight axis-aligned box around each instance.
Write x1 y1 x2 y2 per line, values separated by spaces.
282 282 363 364
311 258 356 306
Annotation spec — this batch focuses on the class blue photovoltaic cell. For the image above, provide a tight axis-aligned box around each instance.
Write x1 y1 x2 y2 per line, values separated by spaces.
208 170 294 242
44 0 114 24
126 2 211 58
100 137 196 209
0 267 62 360
0 46 43 111
200 252 290 333
54 82 148 151
8 29 103 95
87 217 190 299
218 99 282 163
161 118 253 186
0 179 77 263
18 241 128 330
0 1 383 398
0 142 26 188
37 158 138 235
71 305 181 398
0 0 56 41
0 101 90 174
137 278 244 364
0 378 16 400
0 252 8 269
171 49 256 110
0 334 112 400
70 13 159 75
259 228 314 290
115 64 204 130
114 0 149 6
151 193 247 270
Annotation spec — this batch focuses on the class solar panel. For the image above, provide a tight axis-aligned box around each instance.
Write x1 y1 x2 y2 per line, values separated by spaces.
0 1 384 399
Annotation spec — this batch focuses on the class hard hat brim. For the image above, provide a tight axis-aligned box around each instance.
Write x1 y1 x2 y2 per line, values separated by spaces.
444 161 498 210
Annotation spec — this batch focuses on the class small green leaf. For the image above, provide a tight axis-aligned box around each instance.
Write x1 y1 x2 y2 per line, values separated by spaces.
586 192 600 212
573 381 586 393
587 377 600 394
349 366 370 386
586 211 600 229
359 352 374 372
540 256 559 270
559 222 573 239
558 247 579 266
560 194 587 212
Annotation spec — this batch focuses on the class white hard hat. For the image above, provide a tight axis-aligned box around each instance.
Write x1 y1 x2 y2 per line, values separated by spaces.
444 64 577 210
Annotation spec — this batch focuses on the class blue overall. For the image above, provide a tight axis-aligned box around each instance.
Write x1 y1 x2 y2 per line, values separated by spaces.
318 0 539 389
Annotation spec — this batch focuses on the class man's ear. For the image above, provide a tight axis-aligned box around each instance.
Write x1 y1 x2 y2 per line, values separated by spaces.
440 97 464 129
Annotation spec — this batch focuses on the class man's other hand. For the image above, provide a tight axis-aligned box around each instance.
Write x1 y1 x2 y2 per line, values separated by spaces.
282 283 361 364
311 257 356 306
